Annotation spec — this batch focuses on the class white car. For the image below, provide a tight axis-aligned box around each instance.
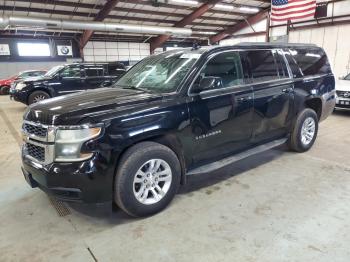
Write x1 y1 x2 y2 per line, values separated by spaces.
335 73 350 110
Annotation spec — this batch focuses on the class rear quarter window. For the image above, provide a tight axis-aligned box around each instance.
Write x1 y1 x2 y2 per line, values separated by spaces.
289 48 331 76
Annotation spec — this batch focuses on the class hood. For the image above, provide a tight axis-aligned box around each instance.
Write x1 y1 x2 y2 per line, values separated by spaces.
22 75 49 84
24 87 163 125
336 80 350 91
22 76 46 83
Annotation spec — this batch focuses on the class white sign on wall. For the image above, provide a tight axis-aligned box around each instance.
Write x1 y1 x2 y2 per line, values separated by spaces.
57 45 72 56
0 44 10 56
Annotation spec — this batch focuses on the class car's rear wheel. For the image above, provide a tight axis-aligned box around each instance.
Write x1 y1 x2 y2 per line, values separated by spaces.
288 108 318 152
28 91 50 105
115 142 181 217
0 85 10 95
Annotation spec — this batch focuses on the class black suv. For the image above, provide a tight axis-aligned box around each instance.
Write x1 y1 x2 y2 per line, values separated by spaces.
21 43 335 217
10 62 126 105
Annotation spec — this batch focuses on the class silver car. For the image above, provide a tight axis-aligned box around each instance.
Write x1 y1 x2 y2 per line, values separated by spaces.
335 73 350 110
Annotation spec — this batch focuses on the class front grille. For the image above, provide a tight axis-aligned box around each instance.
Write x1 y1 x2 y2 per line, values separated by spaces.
26 143 45 162
23 123 47 138
336 90 350 98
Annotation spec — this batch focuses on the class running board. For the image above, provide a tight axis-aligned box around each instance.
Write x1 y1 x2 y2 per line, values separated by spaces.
186 138 288 176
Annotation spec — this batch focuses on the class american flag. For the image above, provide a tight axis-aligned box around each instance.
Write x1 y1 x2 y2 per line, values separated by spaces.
271 0 316 22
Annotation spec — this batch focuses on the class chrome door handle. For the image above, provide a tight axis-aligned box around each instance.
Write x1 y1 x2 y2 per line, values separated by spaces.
239 96 252 102
282 87 293 93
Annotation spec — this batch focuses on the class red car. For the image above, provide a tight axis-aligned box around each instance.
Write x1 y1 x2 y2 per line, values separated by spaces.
0 70 47 95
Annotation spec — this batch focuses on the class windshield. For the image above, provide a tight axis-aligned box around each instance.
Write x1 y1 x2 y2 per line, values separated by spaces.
45 65 64 77
344 73 350 80
114 51 200 93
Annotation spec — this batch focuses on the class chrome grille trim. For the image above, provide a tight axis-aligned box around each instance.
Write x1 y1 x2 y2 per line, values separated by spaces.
26 143 45 162
336 91 350 98
23 123 47 137
22 121 56 165
22 120 56 143
22 139 54 166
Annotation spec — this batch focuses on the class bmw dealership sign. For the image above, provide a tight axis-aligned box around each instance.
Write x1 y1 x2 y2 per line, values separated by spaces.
0 44 10 56
57 45 72 56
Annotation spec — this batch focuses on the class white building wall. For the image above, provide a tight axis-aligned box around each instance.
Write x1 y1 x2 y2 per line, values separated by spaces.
83 41 150 63
220 35 266 45
219 0 350 77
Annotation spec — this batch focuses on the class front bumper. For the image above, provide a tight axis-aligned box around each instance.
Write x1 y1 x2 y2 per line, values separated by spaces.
21 152 116 203
335 97 350 110
9 88 28 104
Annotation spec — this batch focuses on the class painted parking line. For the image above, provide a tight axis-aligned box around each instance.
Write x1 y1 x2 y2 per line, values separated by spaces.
0 106 22 146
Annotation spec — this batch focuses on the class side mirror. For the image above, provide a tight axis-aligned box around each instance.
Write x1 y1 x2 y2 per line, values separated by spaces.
198 76 223 92
338 76 344 80
101 80 113 87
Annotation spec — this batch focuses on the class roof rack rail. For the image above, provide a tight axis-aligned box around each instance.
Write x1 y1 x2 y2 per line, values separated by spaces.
235 42 318 48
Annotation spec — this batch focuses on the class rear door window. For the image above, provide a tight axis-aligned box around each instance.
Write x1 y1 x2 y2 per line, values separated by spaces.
84 66 104 77
284 50 303 78
289 48 331 76
241 50 280 83
274 50 289 78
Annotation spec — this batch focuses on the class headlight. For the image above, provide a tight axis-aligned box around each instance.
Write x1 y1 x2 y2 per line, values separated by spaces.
54 126 102 162
16 82 26 90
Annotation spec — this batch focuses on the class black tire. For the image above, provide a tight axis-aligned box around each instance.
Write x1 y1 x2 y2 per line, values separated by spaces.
115 141 181 217
0 85 10 95
288 108 318 152
28 91 50 105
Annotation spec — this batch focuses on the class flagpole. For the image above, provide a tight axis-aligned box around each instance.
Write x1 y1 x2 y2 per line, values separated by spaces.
265 11 271 42
287 19 291 37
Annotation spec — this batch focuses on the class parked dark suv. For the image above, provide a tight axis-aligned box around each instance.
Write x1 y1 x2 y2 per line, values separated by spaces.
21 43 335 217
10 62 126 105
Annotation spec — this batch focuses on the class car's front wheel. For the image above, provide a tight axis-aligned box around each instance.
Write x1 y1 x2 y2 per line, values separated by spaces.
28 91 50 105
0 85 10 95
288 108 318 152
115 142 181 217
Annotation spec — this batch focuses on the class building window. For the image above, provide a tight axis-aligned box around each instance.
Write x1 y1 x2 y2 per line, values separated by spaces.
17 43 50 57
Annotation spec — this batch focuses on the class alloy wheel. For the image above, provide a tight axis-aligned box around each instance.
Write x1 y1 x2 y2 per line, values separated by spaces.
133 159 172 205
301 117 316 146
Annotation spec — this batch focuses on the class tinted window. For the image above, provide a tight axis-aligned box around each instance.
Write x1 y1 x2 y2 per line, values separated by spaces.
108 63 126 76
60 66 81 78
18 72 31 78
284 51 303 78
290 48 331 76
32 71 46 76
195 51 243 90
85 66 104 77
242 50 279 82
275 50 289 78
344 73 350 80
28 72 43 77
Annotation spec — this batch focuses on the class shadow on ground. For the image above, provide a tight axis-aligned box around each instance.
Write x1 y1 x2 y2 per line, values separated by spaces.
66 146 287 220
